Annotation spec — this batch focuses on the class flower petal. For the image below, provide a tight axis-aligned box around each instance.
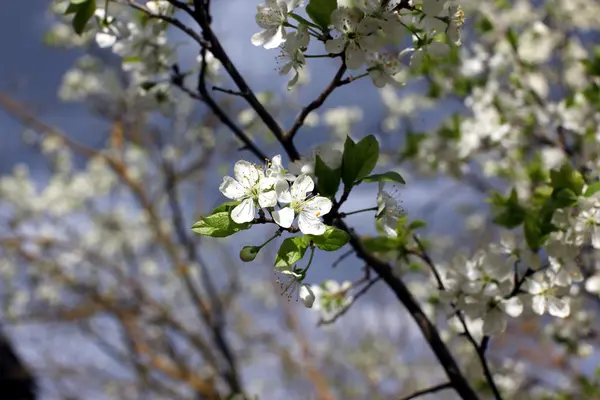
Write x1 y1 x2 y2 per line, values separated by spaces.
260 176 277 191
273 207 295 228
219 176 245 200
299 284 315 308
304 196 332 217
234 161 259 188
325 37 346 55
231 198 255 223
259 190 278 208
547 296 570 318
531 295 546 315
482 309 507 335
298 212 326 235
500 297 523 318
291 174 314 200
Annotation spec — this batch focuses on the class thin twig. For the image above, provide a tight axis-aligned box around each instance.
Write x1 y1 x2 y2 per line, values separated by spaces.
287 63 347 140
398 382 453 400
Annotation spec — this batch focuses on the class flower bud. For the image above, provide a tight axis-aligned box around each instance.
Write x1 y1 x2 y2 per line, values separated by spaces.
239 246 260 262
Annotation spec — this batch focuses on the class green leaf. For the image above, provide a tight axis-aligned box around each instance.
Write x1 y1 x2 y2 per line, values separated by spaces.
341 135 380 187
552 188 578 208
585 182 600 197
506 28 519 52
362 171 406 185
191 201 251 237
308 226 349 251
274 236 311 268
524 214 543 252
306 0 337 30
362 236 400 253
408 220 427 231
550 163 585 195
314 155 341 197
70 0 96 35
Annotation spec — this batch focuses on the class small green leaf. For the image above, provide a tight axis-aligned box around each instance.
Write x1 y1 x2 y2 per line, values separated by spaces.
314 155 341 198
71 0 96 35
585 182 600 197
191 201 251 237
308 226 349 251
362 171 406 185
306 0 337 30
341 135 380 187
550 163 585 195
552 188 578 208
408 220 427 231
362 236 400 253
524 215 543 252
274 236 310 268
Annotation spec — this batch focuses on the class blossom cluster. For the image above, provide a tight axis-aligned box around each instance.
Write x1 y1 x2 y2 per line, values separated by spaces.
251 0 464 88
219 155 333 235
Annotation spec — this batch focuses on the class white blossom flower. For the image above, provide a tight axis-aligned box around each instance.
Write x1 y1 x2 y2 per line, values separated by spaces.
272 174 332 235
376 182 404 237
367 53 404 88
526 272 570 318
325 7 383 69
219 161 277 223
146 0 171 15
251 0 304 49
276 24 310 89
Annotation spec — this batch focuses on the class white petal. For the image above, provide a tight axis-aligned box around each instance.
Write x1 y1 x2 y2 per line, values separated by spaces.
298 212 326 235
234 161 259 188
95 32 117 48
500 297 523 318
299 285 315 308
346 45 366 70
547 296 570 318
482 309 507 335
271 154 283 167
258 190 278 208
291 174 314 200
304 196 332 217
273 207 295 228
275 179 290 197
585 274 600 294
264 26 287 49
219 176 245 200
325 37 346 54
231 198 255 223
260 176 277 191
531 295 546 315
278 189 293 204
428 41 450 58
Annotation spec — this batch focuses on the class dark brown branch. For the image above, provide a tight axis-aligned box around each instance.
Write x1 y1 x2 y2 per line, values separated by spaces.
190 1 300 160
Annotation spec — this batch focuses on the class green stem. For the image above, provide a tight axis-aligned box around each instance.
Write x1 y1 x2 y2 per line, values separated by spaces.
288 12 323 30
259 231 282 249
341 206 379 217
300 245 316 277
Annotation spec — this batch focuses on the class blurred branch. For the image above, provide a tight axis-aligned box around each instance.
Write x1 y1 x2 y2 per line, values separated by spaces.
397 382 452 400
